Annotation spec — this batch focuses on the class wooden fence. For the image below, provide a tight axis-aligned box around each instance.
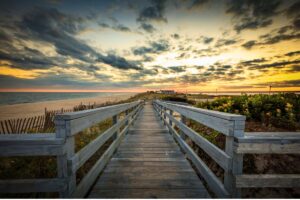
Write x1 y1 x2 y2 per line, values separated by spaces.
0 100 143 197
153 100 300 198
0 102 118 134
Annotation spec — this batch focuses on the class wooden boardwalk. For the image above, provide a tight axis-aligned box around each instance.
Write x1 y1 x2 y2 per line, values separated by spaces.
88 102 210 198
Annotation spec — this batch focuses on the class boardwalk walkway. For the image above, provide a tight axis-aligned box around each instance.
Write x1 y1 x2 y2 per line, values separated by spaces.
88 102 210 198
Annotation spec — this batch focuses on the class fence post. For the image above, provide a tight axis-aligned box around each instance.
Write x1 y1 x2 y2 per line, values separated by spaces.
55 116 76 198
224 117 245 198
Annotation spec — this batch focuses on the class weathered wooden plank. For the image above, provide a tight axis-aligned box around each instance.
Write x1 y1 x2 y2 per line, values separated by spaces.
111 157 186 162
155 100 244 120
56 101 141 136
100 172 199 180
0 133 63 145
107 160 190 167
0 178 66 193
57 101 140 120
0 144 65 156
104 166 194 173
236 174 300 188
114 152 184 158
235 142 300 154
56 101 140 136
88 188 210 198
155 100 245 136
164 111 231 171
95 178 204 189
119 142 178 148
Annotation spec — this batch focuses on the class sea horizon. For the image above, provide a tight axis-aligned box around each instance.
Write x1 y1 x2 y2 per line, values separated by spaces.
0 92 136 106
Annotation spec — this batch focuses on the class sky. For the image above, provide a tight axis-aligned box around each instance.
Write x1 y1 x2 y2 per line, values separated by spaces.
0 0 299 93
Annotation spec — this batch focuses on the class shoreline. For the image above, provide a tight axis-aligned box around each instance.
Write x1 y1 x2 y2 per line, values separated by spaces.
0 93 137 121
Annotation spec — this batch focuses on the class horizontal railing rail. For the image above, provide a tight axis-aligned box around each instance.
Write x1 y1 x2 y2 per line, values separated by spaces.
234 132 300 189
153 100 300 198
0 100 144 198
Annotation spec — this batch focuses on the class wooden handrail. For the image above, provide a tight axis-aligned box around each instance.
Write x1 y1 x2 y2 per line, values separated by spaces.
153 100 300 198
0 100 144 197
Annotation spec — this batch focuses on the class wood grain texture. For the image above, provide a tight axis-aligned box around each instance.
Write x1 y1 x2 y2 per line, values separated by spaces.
87 102 209 198
236 174 300 188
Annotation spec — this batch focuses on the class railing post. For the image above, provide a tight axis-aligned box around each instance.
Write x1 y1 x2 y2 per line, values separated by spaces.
55 117 76 198
125 110 129 126
224 118 245 198
113 114 119 139
163 107 167 124
179 115 187 140
169 110 173 127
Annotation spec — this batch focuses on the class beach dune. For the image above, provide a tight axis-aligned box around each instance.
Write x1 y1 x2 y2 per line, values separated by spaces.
0 93 137 121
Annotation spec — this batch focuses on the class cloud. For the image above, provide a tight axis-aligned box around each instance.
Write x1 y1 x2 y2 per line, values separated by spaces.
242 30 300 49
169 66 186 72
215 38 238 47
241 58 266 65
286 1 300 17
226 0 281 32
285 50 300 57
97 53 142 70
137 0 167 23
188 0 209 9
17 7 141 70
197 36 214 44
98 22 132 32
171 33 180 39
256 79 300 87
132 40 169 56
248 59 300 70
234 19 272 33
139 23 156 33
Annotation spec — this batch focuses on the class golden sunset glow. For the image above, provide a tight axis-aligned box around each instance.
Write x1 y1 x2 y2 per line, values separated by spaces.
0 0 299 92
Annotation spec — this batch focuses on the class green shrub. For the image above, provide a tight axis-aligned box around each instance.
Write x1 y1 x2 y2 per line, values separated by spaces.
196 93 300 130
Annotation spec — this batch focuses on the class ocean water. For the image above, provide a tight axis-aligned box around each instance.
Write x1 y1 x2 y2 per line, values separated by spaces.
0 92 134 106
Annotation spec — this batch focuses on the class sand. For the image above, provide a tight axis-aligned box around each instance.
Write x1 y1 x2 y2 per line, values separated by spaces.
0 93 137 121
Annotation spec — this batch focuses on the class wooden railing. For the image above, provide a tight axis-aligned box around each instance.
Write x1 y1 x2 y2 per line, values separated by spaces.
0 100 143 197
153 100 300 198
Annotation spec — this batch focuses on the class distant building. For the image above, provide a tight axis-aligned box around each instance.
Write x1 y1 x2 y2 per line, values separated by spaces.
158 90 176 94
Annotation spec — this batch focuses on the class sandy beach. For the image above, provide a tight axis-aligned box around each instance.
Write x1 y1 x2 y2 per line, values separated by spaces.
0 93 137 120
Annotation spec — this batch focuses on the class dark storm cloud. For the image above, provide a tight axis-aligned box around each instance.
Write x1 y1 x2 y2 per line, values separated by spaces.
234 19 272 33
171 33 180 39
169 66 186 72
1 7 141 71
226 0 281 32
286 1 300 17
98 21 132 32
286 65 300 72
139 23 156 33
255 79 300 87
202 37 214 44
248 59 300 70
262 33 300 45
241 58 266 65
97 54 142 70
285 50 300 57
113 24 131 32
242 23 300 49
137 0 167 23
215 38 238 47
132 40 169 55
